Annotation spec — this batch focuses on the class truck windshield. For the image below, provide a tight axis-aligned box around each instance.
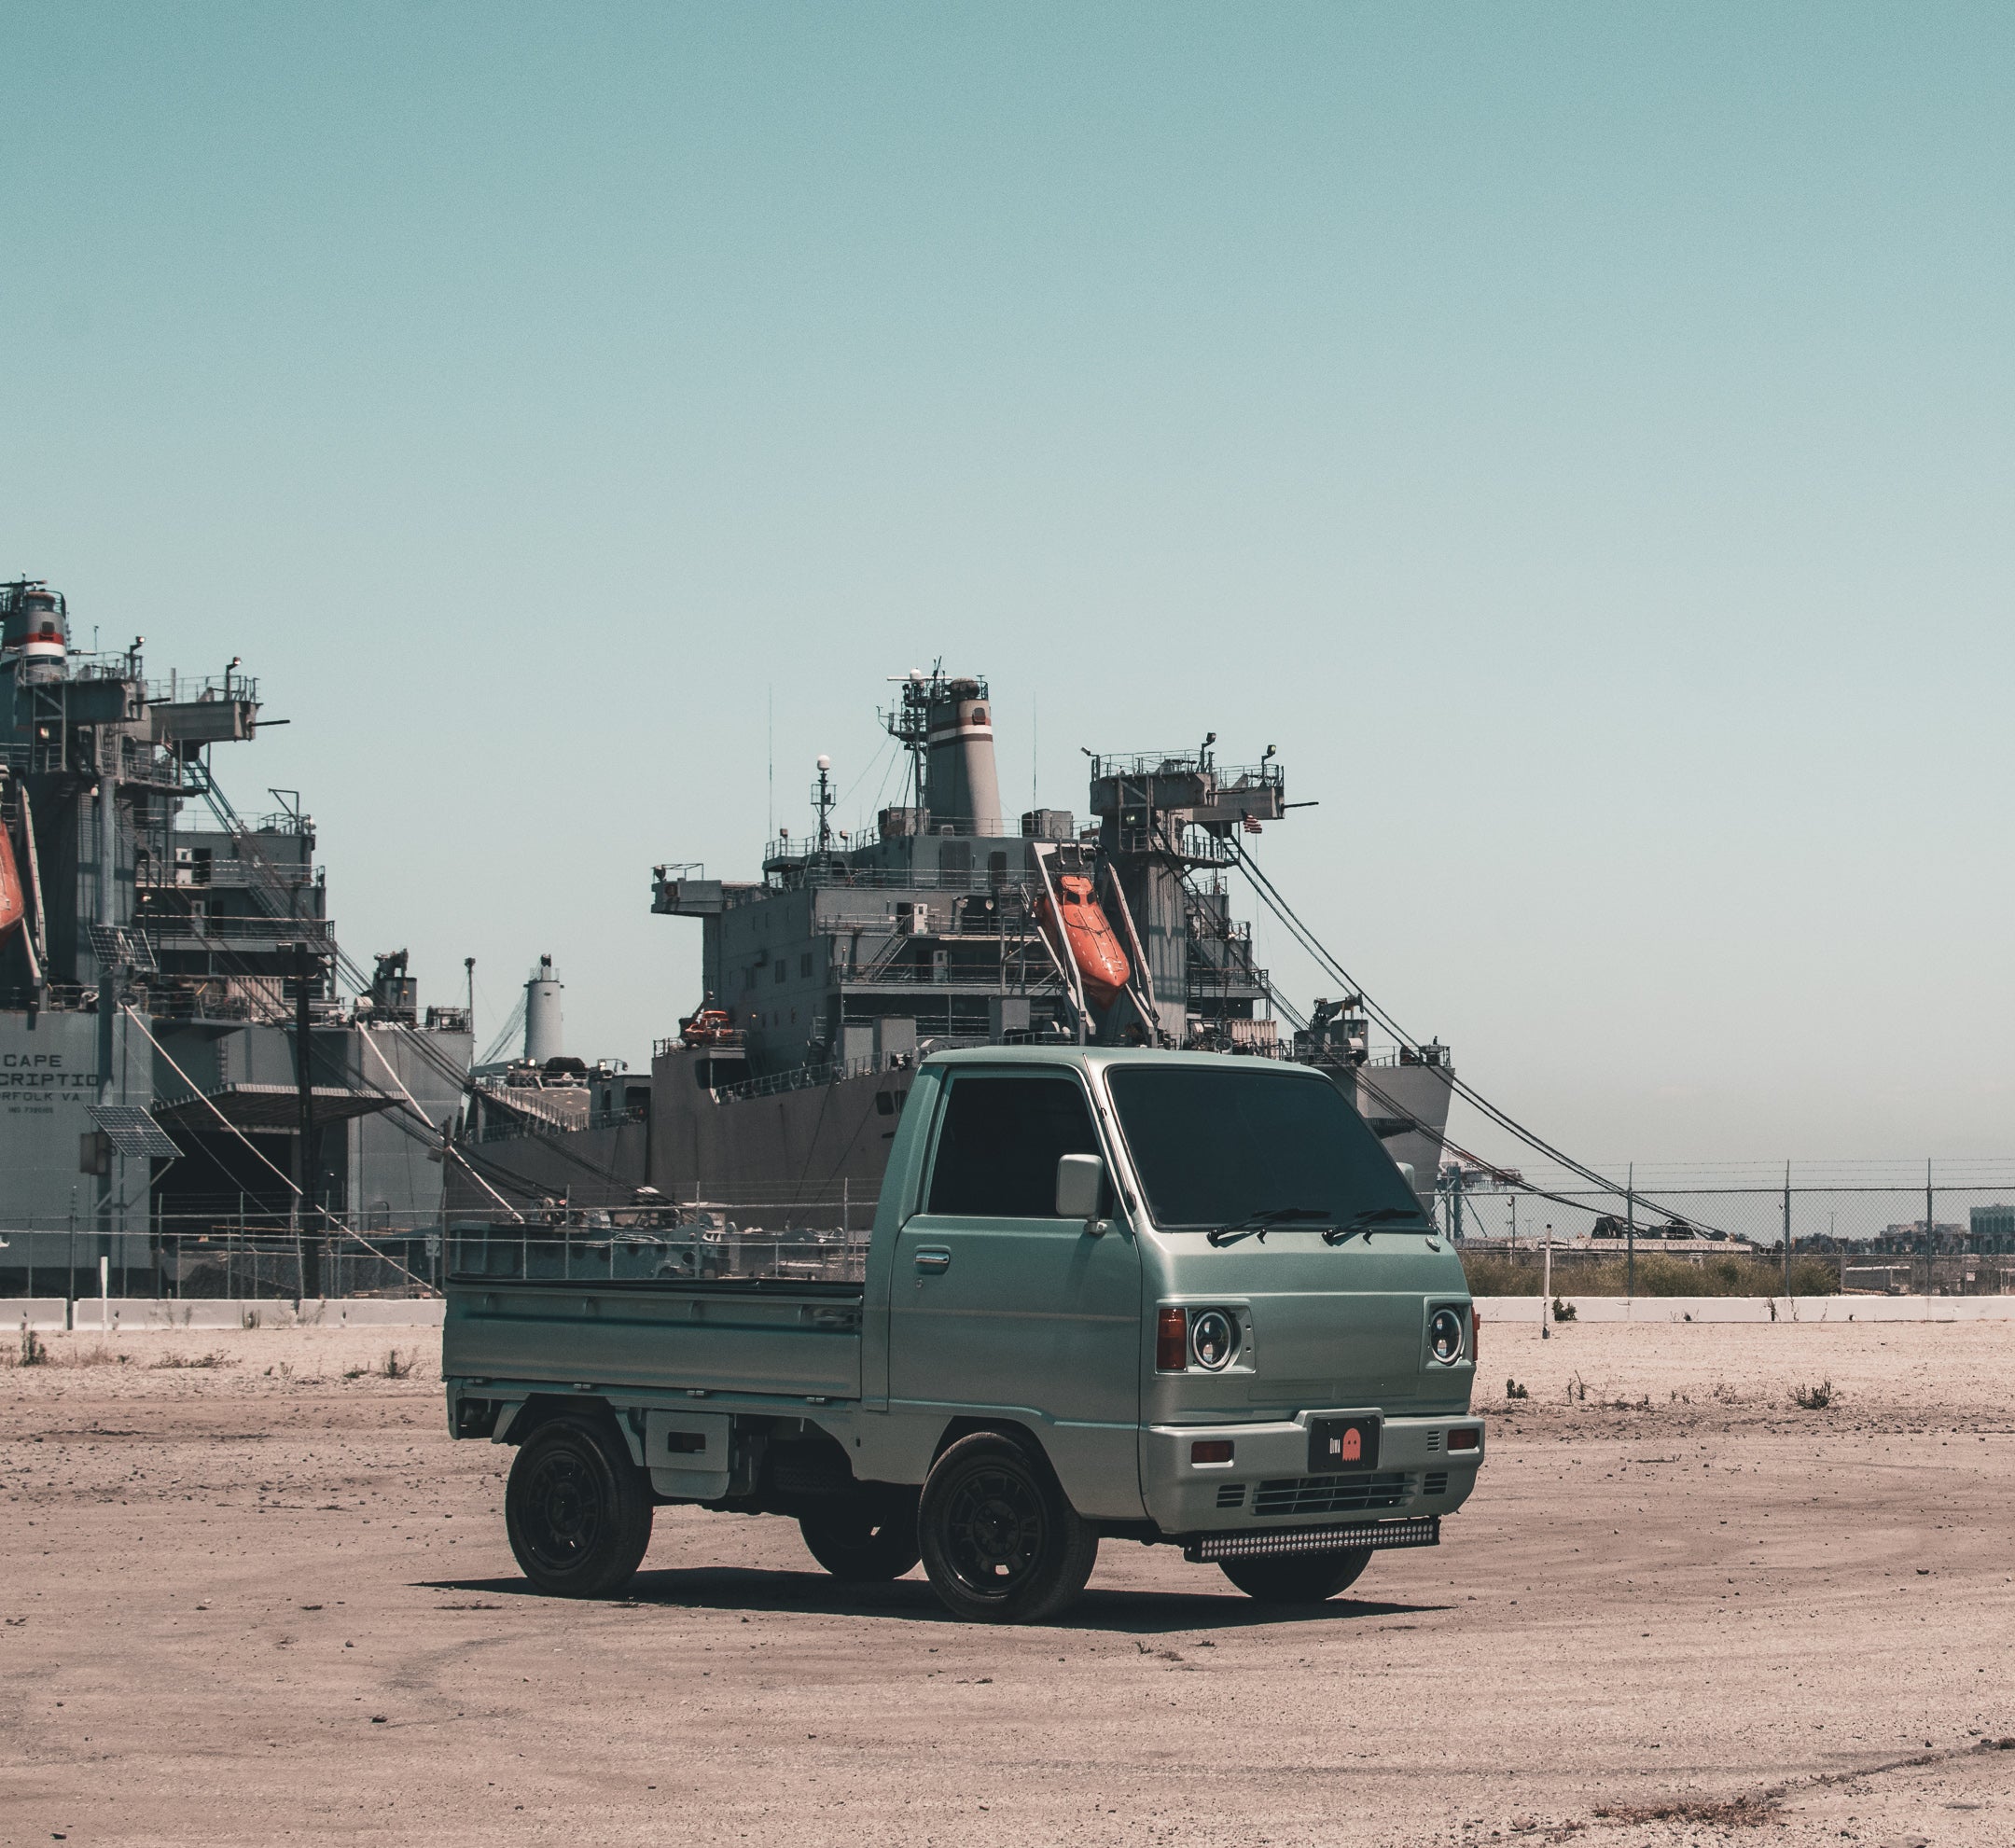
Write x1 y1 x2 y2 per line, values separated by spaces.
1104 1065 1423 1233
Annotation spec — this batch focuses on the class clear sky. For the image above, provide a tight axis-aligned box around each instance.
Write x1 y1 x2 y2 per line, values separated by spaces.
5 4 2010 1166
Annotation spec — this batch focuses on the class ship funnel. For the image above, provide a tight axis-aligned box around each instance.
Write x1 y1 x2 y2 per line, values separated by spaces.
923 674 1003 833
1 580 70 685
524 954 563 1063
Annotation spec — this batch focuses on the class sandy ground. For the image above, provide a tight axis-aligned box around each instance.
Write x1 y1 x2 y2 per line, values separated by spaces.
3 1318 2012 1848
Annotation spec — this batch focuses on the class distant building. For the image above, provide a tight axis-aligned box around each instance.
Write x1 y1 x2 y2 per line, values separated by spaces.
1968 1204 2015 1251
1876 1220 1974 1255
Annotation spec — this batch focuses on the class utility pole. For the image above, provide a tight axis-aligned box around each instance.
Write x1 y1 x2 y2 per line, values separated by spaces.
296 940 320 1300
1625 1164 1635 1299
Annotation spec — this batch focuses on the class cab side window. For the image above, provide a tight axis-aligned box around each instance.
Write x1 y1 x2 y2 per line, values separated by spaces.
926 1075 1099 1218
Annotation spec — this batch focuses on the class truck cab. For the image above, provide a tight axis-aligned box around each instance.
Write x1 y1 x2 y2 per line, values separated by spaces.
444 1047 1483 1622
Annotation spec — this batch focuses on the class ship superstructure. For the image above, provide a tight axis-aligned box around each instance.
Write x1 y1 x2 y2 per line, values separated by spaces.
446 667 1452 1217
0 578 471 1295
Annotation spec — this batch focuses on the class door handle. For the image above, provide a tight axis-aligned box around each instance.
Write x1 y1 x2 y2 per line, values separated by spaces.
913 1246 952 1273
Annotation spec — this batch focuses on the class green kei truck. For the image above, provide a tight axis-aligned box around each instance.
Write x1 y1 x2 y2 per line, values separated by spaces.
441 1047 1484 1622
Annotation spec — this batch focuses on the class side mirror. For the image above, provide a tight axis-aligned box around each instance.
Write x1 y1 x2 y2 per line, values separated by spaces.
1055 1152 1105 1225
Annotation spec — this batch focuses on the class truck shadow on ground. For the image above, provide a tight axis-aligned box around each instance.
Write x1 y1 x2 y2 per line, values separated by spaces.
421 1570 1448 1634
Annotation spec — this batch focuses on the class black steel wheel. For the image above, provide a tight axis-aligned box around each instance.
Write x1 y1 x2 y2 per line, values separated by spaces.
918 1433 1098 1623
1217 1547 1371 1605
798 1489 922 1582
505 1414 654 1598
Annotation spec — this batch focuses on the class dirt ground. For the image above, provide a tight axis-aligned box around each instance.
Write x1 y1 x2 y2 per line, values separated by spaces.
3 1318 2012 1848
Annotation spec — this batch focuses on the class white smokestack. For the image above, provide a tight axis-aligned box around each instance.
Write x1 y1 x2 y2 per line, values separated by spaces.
523 955 563 1063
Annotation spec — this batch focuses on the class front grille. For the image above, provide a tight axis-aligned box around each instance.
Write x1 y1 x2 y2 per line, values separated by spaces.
1423 1471 1450 1496
1187 1514 1440 1563
1253 1471 1412 1518
1215 1481 1246 1510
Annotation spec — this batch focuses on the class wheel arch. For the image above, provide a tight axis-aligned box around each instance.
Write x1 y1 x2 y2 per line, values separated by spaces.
929 1417 1067 1499
502 1393 644 1467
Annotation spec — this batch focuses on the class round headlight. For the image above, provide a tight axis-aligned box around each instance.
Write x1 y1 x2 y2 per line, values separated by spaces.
1429 1306 1466 1364
1190 1308 1238 1370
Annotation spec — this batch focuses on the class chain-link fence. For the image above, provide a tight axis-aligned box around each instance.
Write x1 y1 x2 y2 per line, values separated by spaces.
0 1190 881 1302
11 1164 2015 1302
1439 1163 2015 1296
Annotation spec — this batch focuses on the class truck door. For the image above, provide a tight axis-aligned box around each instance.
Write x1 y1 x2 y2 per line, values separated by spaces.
890 1069 1144 1521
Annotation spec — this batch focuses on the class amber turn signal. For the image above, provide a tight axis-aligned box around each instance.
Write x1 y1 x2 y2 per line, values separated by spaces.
1157 1306 1188 1371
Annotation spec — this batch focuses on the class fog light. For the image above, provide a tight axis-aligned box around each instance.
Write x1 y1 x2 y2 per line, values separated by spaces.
1447 1427 1480 1452
1190 1308 1237 1370
1191 1439 1234 1465
1429 1306 1466 1364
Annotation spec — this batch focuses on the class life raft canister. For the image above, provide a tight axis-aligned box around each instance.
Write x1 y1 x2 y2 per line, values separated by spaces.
1036 874 1131 1010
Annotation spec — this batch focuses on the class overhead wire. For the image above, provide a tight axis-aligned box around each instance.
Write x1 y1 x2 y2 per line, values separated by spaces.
123 1005 435 1291
1231 838 1735 1238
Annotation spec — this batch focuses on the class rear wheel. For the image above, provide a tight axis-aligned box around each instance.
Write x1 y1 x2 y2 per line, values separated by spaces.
918 1433 1098 1623
505 1414 654 1598
1218 1548 1371 1605
799 1490 922 1582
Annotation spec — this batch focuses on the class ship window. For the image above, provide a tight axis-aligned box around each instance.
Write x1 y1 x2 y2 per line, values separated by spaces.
799 952 813 979
925 1075 1100 1219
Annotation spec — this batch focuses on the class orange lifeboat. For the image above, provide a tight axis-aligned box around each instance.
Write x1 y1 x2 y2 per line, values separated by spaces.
0 823 23 939
679 1005 740 1048
1037 874 1131 1010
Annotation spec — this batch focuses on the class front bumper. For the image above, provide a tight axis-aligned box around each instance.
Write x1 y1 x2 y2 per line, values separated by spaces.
1142 1410 1483 1535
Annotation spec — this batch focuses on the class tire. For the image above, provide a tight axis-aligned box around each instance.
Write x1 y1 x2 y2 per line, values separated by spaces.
505 1413 654 1598
918 1433 1099 1624
798 1489 922 1582
1217 1547 1371 1605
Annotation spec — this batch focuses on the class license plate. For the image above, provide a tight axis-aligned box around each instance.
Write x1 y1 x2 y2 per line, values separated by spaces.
1308 1415 1382 1474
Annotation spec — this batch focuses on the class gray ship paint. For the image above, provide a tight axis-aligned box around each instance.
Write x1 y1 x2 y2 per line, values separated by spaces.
451 667 1452 1222
0 577 472 1277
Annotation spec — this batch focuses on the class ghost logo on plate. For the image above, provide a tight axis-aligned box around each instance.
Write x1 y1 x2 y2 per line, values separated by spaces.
1309 1415 1381 1473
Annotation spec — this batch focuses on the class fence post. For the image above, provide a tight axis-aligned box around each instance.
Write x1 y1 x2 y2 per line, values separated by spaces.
1625 1165 1635 1299
1925 1160 1934 1297
1783 1161 1792 1302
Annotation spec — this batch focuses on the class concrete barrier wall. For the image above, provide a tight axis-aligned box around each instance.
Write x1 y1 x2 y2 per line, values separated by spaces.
6 1299 72 1332
0 1298 447 1331
8 1293 2005 1337
1482 1294 2015 1325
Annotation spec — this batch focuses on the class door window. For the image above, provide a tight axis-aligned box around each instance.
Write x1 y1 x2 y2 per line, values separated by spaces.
925 1075 1099 1218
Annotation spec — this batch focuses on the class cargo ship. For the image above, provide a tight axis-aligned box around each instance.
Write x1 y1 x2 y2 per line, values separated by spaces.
0 578 471 1296
447 668 1452 1220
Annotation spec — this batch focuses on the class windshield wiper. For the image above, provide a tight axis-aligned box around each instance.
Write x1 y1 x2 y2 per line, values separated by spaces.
1208 1206 1331 1246
1322 1205 1431 1245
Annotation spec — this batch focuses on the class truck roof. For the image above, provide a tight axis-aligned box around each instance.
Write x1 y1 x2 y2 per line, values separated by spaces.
922 1045 1334 1080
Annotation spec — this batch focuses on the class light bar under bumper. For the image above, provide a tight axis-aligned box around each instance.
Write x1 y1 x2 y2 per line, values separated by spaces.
1184 1514 1439 1563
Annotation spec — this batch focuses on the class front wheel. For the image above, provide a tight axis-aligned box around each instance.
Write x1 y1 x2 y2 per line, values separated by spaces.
505 1415 654 1598
799 1490 922 1582
1218 1547 1371 1605
918 1433 1098 1623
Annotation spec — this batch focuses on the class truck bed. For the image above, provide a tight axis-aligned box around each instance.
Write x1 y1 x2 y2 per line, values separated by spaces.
444 1224 865 1402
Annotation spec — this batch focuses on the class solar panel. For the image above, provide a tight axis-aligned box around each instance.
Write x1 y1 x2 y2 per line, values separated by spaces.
83 924 159 972
86 1105 180 1160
